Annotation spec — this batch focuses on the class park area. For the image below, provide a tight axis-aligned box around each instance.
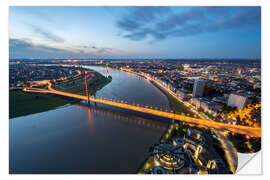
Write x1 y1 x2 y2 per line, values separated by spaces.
53 71 111 96
9 70 112 119
9 90 74 118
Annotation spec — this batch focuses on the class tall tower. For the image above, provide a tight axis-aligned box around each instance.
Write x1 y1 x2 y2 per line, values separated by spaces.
105 62 109 78
192 79 207 97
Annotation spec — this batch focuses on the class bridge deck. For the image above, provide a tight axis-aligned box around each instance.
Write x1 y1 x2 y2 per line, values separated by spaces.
23 84 261 137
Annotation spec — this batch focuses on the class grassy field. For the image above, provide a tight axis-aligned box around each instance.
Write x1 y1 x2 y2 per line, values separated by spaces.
167 93 196 117
9 90 77 119
150 81 196 117
53 72 111 96
10 70 112 119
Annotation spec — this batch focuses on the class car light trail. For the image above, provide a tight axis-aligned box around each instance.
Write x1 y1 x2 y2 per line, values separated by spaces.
22 81 261 137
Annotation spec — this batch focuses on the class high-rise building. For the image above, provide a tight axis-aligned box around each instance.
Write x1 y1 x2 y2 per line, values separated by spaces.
192 79 207 97
227 93 251 110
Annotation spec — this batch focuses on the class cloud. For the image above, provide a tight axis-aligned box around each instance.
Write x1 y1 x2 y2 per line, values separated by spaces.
116 7 261 42
116 6 171 32
10 39 65 53
202 7 231 16
156 7 205 32
219 7 261 29
29 24 66 43
117 18 142 31
9 38 122 58
9 38 76 58
97 47 112 53
78 44 113 54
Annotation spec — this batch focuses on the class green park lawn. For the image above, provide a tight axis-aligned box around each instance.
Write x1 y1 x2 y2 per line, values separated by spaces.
9 90 75 119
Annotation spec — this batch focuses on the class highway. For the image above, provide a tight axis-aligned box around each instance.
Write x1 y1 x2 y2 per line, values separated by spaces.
22 81 261 138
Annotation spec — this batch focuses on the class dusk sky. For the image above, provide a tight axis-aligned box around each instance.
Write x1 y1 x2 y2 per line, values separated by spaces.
9 6 261 59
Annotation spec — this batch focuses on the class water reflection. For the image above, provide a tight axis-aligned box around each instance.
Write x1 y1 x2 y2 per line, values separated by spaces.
78 102 168 131
83 66 172 110
10 103 169 173
10 65 172 174
87 106 95 132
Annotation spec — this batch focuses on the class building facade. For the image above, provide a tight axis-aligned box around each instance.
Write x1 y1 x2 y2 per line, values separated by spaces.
227 93 250 110
192 79 207 97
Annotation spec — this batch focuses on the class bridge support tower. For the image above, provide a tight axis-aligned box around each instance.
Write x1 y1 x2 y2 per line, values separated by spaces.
84 71 90 105
106 62 109 78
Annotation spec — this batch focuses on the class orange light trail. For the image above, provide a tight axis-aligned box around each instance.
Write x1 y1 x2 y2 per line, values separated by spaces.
23 81 261 137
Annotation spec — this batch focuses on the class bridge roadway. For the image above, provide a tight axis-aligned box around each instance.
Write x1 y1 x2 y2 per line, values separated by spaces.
22 82 261 137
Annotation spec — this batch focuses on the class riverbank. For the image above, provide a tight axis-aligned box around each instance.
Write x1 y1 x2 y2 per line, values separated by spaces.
149 80 196 117
117 68 234 174
53 71 112 96
9 90 79 119
120 68 195 117
10 69 112 119
10 66 172 174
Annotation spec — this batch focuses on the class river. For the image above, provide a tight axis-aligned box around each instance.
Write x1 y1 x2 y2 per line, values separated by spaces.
9 66 172 174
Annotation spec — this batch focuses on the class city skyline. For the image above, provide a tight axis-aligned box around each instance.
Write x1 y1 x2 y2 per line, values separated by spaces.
9 6 261 59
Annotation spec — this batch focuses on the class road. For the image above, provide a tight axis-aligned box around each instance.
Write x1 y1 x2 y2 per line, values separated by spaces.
215 131 238 173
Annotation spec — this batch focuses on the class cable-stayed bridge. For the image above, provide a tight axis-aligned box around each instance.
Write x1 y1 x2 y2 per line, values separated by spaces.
22 81 261 138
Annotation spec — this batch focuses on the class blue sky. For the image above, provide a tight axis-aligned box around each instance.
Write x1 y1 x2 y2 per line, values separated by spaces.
9 6 261 59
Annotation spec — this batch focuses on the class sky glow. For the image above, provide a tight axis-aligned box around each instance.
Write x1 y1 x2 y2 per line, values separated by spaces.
9 6 261 59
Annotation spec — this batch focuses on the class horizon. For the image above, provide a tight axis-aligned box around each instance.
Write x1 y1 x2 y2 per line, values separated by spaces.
9 58 261 61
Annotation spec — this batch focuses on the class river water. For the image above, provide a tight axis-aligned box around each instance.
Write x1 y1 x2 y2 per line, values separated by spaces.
9 66 172 174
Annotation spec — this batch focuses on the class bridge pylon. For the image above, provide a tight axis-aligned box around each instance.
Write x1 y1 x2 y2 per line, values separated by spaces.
83 71 90 105
105 62 110 78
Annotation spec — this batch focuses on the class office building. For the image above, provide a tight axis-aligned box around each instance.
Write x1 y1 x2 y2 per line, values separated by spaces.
227 93 251 110
192 79 207 97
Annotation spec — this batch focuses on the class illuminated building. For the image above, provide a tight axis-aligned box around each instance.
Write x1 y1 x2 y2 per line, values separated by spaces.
227 93 251 110
192 98 201 109
192 79 207 97
176 89 190 100
150 142 199 174
147 127 229 174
